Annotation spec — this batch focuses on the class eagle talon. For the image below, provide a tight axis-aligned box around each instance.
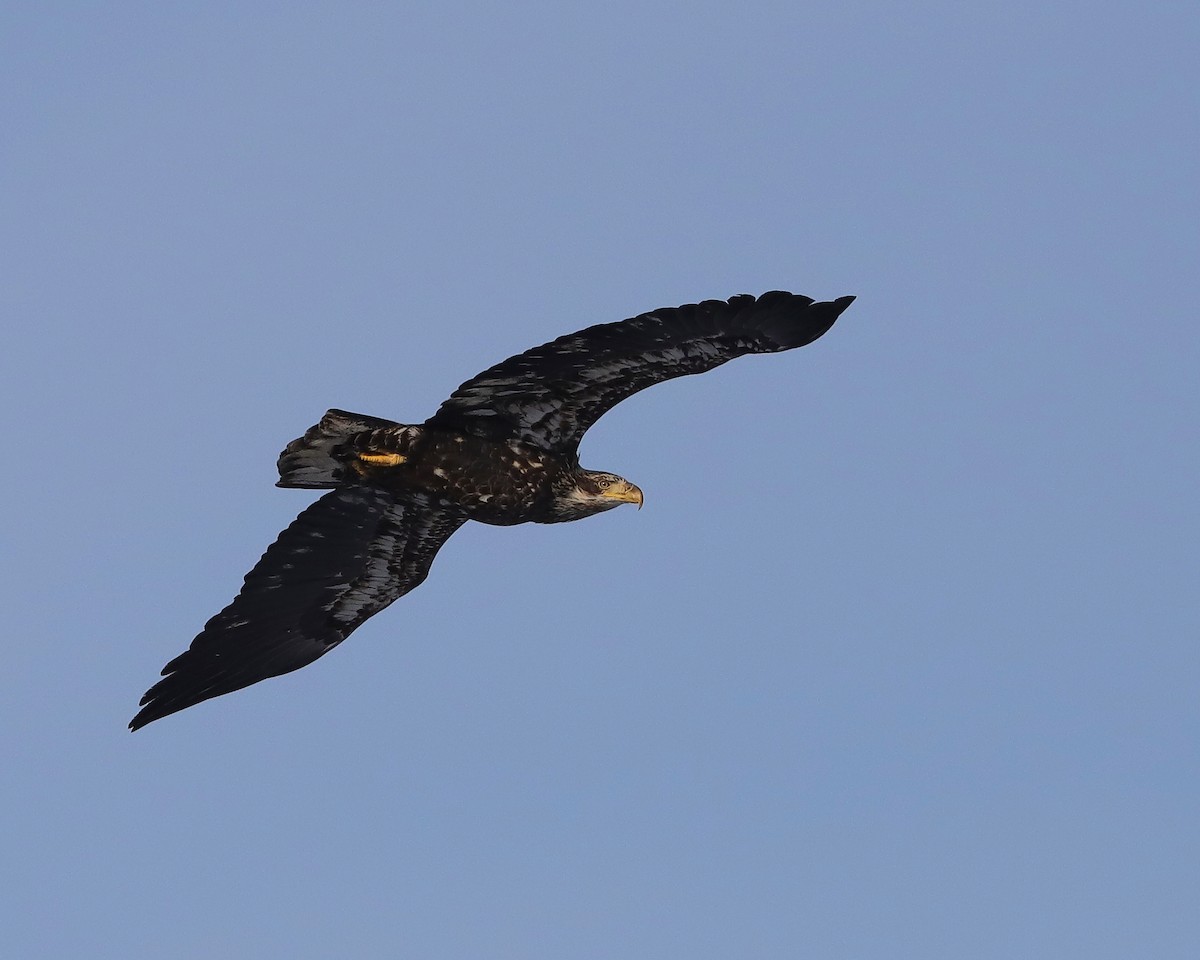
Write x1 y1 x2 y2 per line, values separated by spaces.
358 452 406 466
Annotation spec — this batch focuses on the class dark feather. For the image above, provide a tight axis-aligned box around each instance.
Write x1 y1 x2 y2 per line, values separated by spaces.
130 487 466 730
425 292 854 454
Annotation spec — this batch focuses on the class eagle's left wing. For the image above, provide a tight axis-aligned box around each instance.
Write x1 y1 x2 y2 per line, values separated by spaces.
130 487 466 730
424 291 853 455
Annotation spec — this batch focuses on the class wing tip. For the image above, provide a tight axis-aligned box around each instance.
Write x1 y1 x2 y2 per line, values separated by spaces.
749 290 855 349
805 293 856 341
128 701 163 732
128 677 189 731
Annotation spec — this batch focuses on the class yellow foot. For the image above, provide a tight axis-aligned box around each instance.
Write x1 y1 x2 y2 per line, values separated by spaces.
357 452 406 466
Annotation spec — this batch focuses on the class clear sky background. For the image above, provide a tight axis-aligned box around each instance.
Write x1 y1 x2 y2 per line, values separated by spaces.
3 2 1197 957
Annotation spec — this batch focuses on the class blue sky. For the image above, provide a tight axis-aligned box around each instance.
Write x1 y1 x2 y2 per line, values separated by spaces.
3 2 1197 957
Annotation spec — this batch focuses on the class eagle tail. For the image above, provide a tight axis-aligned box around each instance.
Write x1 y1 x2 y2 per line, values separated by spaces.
276 409 402 488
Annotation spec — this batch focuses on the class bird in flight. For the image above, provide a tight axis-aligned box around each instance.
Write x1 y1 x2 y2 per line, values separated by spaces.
131 291 854 730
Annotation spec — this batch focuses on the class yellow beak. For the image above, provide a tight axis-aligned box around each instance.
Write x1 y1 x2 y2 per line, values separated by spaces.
602 481 644 509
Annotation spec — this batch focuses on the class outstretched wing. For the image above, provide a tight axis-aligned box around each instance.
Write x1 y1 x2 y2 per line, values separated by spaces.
424 291 854 455
131 487 467 730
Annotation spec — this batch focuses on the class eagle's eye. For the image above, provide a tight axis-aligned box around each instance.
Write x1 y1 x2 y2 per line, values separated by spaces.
598 478 611 489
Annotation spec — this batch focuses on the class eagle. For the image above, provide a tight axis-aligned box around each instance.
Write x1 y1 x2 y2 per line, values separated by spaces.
130 291 854 730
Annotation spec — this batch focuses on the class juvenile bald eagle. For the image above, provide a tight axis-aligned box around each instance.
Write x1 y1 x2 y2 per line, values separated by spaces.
131 291 853 729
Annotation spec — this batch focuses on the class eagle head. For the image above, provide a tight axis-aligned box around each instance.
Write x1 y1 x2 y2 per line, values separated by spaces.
549 469 644 521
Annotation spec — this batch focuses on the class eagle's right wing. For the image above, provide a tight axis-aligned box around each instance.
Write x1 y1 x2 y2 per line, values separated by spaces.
131 487 466 730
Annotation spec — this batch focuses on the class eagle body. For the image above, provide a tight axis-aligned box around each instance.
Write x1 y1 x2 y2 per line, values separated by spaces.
131 290 854 730
291 418 634 525
388 429 564 524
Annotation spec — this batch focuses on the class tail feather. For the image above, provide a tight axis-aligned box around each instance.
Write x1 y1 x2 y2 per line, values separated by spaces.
276 409 400 488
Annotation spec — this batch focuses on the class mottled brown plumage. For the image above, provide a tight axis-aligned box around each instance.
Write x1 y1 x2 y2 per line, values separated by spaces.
131 290 853 730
